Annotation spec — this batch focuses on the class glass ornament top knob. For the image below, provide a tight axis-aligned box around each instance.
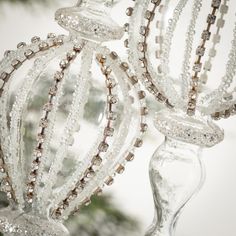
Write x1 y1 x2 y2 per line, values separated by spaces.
55 0 123 42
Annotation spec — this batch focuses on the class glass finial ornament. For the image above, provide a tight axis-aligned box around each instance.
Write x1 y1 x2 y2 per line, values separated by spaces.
0 0 148 235
125 0 235 235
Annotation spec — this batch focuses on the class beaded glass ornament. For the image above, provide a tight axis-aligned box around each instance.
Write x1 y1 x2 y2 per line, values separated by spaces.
125 0 235 235
0 0 148 235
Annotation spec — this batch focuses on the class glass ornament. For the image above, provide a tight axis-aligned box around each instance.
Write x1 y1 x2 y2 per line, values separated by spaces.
0 0 148 235
125 0 235 235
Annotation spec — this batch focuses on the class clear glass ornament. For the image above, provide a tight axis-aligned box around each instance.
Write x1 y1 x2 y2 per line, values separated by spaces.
0 0 147 235
124 0 236 235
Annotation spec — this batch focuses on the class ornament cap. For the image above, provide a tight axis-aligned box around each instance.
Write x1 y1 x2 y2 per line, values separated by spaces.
55 0 123 42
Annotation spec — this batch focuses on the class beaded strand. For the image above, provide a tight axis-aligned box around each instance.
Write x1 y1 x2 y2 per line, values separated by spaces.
26 43 83 204
0 34 63 203
187 0 222 116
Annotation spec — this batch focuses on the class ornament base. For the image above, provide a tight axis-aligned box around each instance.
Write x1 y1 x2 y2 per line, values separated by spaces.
0 208 69 236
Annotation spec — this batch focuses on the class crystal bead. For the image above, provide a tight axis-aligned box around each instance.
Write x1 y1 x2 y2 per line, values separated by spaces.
53 38 64 46
104 127 114 137
140 26 149 36
145 10 155 21
139 58 147 68
141 107 148 115
24 49 35 59
43 103 53 112
126 152 134 161
126 7 133 16
92 155 102 166
120 62 129 71
4 50 12 57
116 165 125 174
193 63 202 72
196 46 205 56
211 112 220 120
207 14 216 24
31 36 41 43
138 90 146 99
73 44 83 52
54 71 64 82
107 95 118 104
17 42 26 49
141 123 148 132
138 42 147 52
6 192 12 199
98 142 109 152
37 133 45 143
123 23 129 32
105 176 114 186
67 51 77 60
83 198 91 206
0 72 10 82
134 138 143 147
11 59 22 69
85 168 95 178
106 78 116 88
124 39 129 48
106 111 117 120
129 75 138 85
0 167 5 173
102 66 112 75
38 42 49 51
49 86 58 96
34 148 43 158
60 59 69 69
47 33 56 39
31 162 39 171
201 30 211 40
39 118 49 128
110 51 118 60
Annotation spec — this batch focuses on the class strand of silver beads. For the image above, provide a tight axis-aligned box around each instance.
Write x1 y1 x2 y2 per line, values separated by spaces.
180 0 203 99
0 34 64 204
69 52 148 218
187 0 222 115
26 43 83 205
51 53 119 218
199 0 229 86
126 0 175 108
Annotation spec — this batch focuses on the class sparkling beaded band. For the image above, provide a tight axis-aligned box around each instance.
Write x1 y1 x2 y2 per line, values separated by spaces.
51 53 119 218
26 43 84 204
187 0 222 115
0 34 64 204
125 0 174 108
50 49 148 219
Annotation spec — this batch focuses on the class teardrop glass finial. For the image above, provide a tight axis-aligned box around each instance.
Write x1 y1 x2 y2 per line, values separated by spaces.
55 0 123 42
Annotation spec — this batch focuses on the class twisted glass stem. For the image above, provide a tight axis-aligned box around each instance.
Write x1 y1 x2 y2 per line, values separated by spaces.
146 137 205 236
